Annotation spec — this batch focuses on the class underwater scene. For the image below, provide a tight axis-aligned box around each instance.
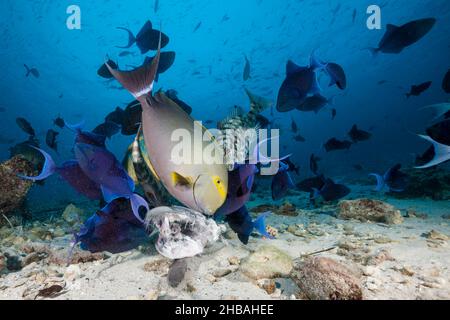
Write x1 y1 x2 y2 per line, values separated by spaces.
0 0 449 301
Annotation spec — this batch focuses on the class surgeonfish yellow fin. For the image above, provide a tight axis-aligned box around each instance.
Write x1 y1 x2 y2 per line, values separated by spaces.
171 172 194 189
123 145 139 184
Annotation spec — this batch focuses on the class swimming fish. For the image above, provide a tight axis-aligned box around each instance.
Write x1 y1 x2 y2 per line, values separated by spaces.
284 157 300 175
16 117 35 137
271 161 295 201
369 163 409 192
310 153 320 175
443 70 450 94
154 0 159 13
75 198 148 254
296 94 333 113
107 37 228 215
312 178 350 202
293 134 306 142
224 206 273 244
368 18 436 55
9 137 44 170
92 121 121 139
144 51 176 81
193 22 202 32
296 175 325 194
406 81 432 98
116 21 169 53
348 124 371 143
291 118 298 133
45 129 59 152
324 138 352 152
97 59 118 79
331 108 337 120
243 55 251 81
24 64 40 78
325 62 347 90
414 135 450 169
53 116 65 129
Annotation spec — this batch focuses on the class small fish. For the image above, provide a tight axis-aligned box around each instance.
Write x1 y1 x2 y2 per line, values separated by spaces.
442 69 450 94
243 55 251 81
97 59 118 79
16 117 35 136
53 116 65 128
193 22 202 32
310 154 320 175
348 124 371 143
92 121 121 139
24 64 40 78
331 108 337 120
221 14 230 22
45 129 59 152
312 178 350 203
116 21 169 53
291 118 298 133
368 18 436 55
224 206 272 244
370 164 409 192
406 81 432 98
324 138 352 152
325 62 347 90
294 134 306 142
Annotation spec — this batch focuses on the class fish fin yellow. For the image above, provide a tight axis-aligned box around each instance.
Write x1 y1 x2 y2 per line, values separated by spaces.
171 172 193 189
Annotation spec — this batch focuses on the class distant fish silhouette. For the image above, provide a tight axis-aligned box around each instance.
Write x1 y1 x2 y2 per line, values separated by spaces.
243 55 251 81
24 64 40 78
406 81 432 98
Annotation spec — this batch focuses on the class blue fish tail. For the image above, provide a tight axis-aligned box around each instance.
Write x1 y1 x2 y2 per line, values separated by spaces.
253 211 273 239
115 27 136 49
311 187 321 199
65 120 85 133
130 193 148 223
369 173 385 192
17 146 56 181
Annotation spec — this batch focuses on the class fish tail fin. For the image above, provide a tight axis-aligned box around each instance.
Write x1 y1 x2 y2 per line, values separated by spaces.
310 49 326 71
130 193 148 223
415 135 450 169
253 211 273 239
369 173 385 191
311 187 321 200
17 146 56 181
65 120 85 133
107 32 161 101
115 27 136 48
24 64 30 77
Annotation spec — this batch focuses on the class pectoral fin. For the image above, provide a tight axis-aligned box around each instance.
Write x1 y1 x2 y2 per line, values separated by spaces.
171 172 193 190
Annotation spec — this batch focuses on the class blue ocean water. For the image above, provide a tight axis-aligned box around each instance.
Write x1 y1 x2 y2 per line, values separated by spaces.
0 0 449 209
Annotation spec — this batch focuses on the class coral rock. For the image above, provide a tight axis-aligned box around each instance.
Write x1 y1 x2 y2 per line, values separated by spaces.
291 257 363 300
0 156 35 217
62 204 84 225
240 245 293 280
338 199 403 225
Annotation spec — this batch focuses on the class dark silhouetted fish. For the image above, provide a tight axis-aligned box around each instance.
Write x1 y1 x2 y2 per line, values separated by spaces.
348 124 371 142
118 100 143 136
9 137 44 170
426 119 450 145
331 108 337 120
271 162 295 200
291 118 298 133
352 9 357 24
310 154 320 175
370 163 409 192
221 14 230 22
45 129 59 152
105 107 126 126
16 117 35 137
92 121 121 139
294 134 306 142
116 21 169 53
193 22 202 32
284 157 300 175
75 198 148 254
414 146 435 167
53 116 65 129
154 0 159 13
406 81 432 98
24 64 40 78
324 138 352 152
442 69 450 94
165 90 193 115
144 51 176 80
368 18 436 55
243 55 251 81
224 206 272 244
325 62 347 90
312 178 350 202
297 94 333 113
296 175 326 194
97 59 118 79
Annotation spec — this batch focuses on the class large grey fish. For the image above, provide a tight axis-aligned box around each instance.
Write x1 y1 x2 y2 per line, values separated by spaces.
107 36 228 215
368 18 436 55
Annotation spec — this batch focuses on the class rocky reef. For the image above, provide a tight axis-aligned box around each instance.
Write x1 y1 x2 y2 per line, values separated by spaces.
0 156 35 220
338 199 404 225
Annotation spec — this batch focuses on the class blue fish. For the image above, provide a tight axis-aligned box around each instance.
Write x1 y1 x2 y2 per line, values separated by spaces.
370 163 409 192
224 206 273 244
